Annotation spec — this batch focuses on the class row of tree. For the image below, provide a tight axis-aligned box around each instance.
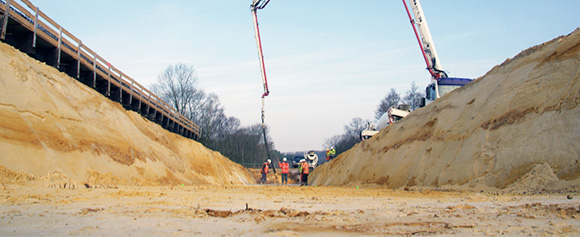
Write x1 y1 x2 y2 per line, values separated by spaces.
151 64 275 167
324 82 425 156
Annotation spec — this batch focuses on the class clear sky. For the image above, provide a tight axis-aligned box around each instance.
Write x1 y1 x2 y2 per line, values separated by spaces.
30 0 580 152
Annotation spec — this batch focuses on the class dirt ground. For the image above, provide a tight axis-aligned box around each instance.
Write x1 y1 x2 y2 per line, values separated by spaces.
0 184 578 236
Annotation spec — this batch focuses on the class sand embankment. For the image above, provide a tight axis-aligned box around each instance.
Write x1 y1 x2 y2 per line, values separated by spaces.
312 28 580 193
0 42 254 187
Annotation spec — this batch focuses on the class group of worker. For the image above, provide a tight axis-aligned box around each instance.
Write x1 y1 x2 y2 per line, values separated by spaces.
261 158 291 185
326 147 336 160
260 157 311 186
260 147 336 186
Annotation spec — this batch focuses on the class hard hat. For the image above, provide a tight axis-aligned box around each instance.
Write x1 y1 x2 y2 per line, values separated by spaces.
300 159 305 162
267 159 271 163
331 146 334 150
283 157 287 161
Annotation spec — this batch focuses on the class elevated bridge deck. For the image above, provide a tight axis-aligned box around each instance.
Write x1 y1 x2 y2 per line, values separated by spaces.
0 0 199 140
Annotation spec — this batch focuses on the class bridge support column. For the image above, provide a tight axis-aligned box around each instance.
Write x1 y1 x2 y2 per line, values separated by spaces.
0 0 11 41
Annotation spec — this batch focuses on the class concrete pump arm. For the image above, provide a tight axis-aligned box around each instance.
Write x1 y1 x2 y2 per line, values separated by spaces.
403 0 451 99
251 0 271 99
251 0 277 170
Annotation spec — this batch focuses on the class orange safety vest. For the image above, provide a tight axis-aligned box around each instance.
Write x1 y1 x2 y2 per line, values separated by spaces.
261 162 269 174
301 162 309 174
279 162 289 174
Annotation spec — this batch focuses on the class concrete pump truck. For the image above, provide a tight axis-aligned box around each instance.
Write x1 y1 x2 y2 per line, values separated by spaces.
250 0 472 143
361 0 472 140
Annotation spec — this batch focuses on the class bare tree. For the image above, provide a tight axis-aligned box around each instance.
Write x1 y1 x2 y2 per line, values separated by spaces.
151 63 205 120
402 81 424 110
196 93 226 146
324 117 370 156
375 88 401 120
218 123 274 166
151 63 277 167
324 134 342 150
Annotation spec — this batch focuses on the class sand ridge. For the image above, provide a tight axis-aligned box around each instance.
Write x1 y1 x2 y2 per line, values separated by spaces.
0 42 254 187
311 28 580 193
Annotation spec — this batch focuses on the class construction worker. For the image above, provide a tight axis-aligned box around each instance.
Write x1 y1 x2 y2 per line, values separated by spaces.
329 146 336 160
279 157 290 185
298 159 303 184
300 159 309 186
261 159 271 184
326 148 330 161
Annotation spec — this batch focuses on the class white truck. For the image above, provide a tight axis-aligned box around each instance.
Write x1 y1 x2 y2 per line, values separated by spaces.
361 104 411 140
304 150 319 171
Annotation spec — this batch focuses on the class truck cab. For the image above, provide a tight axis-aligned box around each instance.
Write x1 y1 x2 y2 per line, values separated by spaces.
423 77 473 106
361 104 411 140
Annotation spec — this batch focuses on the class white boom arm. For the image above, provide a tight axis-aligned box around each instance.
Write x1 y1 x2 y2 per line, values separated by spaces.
251 0 274 164
403 0 449 98
409 0 443 74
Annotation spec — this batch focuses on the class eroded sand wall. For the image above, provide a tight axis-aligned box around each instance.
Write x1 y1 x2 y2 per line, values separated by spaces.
312 28 580 191
0 42 254 187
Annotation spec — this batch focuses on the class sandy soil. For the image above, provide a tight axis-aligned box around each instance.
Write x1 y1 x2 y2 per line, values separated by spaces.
0 41 254 187
312 28 580 192
1 184 578 236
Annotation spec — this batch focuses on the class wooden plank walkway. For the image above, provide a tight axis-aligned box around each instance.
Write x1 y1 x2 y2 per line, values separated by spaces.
0 0 199 140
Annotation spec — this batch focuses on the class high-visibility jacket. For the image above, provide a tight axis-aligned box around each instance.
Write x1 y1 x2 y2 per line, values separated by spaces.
261 162 269 174
279 162 289 174
301 162 309 174
329 149 336 157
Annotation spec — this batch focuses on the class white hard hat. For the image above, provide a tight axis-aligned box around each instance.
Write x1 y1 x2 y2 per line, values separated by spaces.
300 159 306 162
283 157 287 161
267 159 271 163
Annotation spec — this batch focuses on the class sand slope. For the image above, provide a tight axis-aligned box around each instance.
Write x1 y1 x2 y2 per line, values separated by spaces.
0 42 254 187
312 28 580 192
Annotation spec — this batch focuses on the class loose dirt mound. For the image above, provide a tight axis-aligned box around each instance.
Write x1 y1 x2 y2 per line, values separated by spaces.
312 28 580 193
504 163 559 194
0 42 254 187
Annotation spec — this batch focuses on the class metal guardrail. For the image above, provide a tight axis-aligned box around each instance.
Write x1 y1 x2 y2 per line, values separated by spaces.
0 0 200 139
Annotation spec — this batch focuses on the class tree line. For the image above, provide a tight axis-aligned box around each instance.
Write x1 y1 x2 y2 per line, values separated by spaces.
151 63 275 167
324 82 424 156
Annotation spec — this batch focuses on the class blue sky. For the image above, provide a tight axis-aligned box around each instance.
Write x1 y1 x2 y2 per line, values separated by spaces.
30 1 580 152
